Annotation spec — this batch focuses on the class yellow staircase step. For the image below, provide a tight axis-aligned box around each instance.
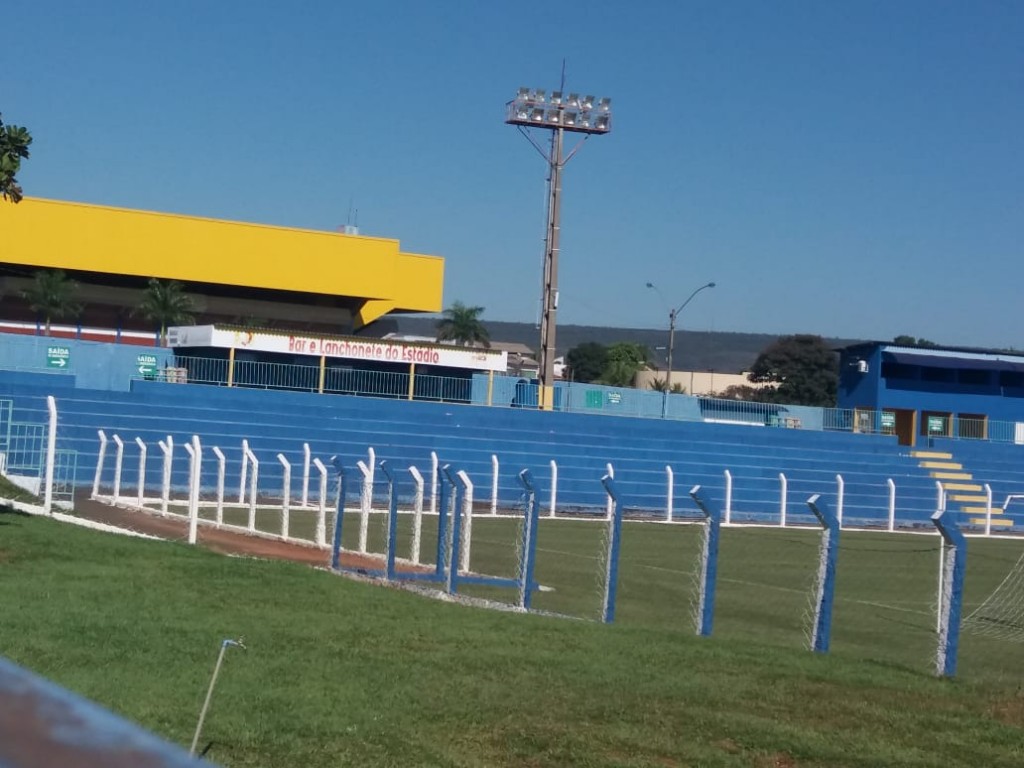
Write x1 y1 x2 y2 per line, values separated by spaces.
960 506 1002 515
970 517 1014 528
919 461 963 470
930 471 973 480
943 482 983 491
911 450 953 459
949 494 988 503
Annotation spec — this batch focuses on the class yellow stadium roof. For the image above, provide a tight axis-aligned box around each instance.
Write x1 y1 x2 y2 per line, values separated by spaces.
0 197 443 329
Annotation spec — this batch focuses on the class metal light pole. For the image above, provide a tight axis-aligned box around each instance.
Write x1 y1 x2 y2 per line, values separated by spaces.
507 86 612 410
647 281 716 391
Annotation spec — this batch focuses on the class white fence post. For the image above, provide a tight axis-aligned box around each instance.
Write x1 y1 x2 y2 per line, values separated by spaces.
665 465 674 522
605 463 615 521
191 435 203 538
160 436 173 515
409 466 424 565
43 396 57 515
313 458 328 547
191 439 200 544
549 459 558 518
887 478 896 532
356 460 371 554
490 454 499 516
985 483 993 537
277 453 291 540
135 437 147 509
301 442 311 508
835 474 844 528
183 441 198 545
212 447 225 525
92 430 108 499
238 439 249 505
724 469 733 525
457 469 474 573
246 446 259 532
430 451 438 517
111 434 124 505
937 537 946 634
936 479 945 634
779 472 787 527
367 447 376 513
183 442 195 516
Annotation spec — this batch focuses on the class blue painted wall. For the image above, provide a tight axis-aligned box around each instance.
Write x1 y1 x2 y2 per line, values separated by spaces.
0 335 173 392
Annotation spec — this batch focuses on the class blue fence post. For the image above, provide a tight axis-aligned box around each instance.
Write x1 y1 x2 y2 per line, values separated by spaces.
378 460 399 581
329 456 346 571
932 508 967 678
688 484 722 637
600 474 625 624
516 468 540 610
443 465 463 595
806 494 841 653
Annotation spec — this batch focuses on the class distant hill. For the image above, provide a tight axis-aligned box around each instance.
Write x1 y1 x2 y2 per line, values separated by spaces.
360 316 862 374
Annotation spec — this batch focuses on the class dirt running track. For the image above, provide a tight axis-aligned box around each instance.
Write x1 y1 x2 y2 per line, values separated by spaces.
71 492 391 572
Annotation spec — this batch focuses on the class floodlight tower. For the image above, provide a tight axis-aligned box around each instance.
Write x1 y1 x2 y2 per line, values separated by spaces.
506 86 612 410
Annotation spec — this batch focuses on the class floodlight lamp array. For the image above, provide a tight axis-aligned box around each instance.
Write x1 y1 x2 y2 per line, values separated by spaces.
505 86 612 134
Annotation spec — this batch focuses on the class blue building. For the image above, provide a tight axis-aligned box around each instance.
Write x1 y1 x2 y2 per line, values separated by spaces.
838 342 1024 447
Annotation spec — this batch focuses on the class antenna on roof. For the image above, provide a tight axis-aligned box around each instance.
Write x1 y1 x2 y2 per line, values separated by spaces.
339 198 359 236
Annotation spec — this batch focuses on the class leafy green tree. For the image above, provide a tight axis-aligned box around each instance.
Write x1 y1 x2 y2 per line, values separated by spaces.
0 114 32 203
435 301 490 348
22 269 82 336
565 342 609 383
599 342 650 387
648 377 685 394
893 335 938 348
716 384 770 402
748 334 838 407
137 278 195 346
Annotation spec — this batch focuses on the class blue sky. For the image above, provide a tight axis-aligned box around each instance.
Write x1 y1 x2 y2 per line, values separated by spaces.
6 1 1022 347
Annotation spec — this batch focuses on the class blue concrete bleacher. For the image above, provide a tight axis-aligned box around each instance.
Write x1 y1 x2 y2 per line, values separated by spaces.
0 370 952 527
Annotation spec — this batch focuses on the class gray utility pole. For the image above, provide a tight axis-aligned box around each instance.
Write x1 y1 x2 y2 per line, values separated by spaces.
506 86 612 410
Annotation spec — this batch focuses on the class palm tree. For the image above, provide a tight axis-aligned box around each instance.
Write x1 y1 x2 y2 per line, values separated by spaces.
648 377 686 395
22 269 82 336
136 278 195 346
0 114 33 203
435 302 490 348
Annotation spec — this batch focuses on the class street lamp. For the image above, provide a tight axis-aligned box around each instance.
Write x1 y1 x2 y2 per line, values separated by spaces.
506 85 612 410
646 281 716 391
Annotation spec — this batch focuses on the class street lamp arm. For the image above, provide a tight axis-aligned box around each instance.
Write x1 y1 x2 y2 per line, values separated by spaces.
672 282 716 318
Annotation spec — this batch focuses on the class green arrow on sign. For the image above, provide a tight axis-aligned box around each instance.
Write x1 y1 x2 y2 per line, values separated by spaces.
46 346 71 369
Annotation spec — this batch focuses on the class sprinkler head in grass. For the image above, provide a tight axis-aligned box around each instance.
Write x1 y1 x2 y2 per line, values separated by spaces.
224 637 246 651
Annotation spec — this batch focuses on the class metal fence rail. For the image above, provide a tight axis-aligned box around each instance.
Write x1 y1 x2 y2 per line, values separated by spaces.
51 449 77 507
119 354 1024 446
165 356 476 403
7 422 46 475
0 399 12 456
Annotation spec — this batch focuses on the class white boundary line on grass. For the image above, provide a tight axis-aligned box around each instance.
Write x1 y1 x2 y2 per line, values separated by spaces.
1 496 165 541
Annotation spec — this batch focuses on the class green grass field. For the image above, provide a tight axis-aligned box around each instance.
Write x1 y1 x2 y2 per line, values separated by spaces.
2 505 1023 766
0 474 39 504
